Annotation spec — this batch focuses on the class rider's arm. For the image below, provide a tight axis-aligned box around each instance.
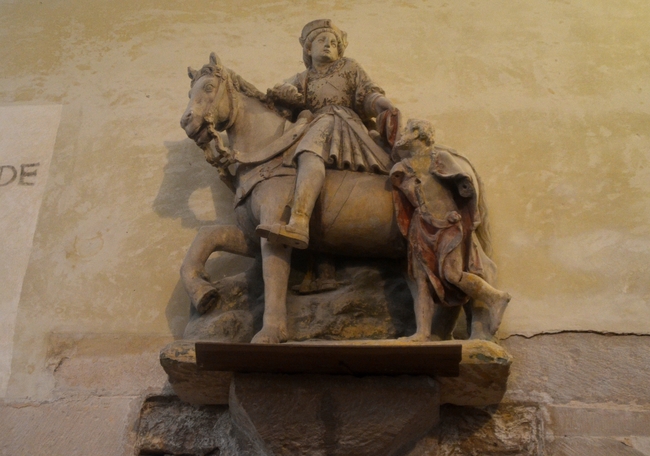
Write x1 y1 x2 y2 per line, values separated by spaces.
350 59 398 119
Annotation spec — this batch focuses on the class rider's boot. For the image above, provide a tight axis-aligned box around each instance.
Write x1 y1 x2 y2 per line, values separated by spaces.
256 152 325 249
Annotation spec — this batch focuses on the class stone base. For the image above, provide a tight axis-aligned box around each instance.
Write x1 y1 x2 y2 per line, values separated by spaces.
231 373 440 456
160 339 512 406
134 398 546 456
160 340 232 405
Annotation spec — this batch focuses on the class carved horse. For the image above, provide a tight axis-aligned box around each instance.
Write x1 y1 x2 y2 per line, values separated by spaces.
179 53 497 343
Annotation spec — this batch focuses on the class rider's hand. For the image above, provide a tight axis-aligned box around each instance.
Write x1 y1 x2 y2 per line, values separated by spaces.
271 83 301 103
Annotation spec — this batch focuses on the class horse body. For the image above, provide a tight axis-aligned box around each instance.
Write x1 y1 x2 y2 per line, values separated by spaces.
223 74 405 258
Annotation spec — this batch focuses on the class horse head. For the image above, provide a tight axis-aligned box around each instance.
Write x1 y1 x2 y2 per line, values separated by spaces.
180 52 235 146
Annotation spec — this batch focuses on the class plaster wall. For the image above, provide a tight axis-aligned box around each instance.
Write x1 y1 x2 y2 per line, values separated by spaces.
0 1 648 454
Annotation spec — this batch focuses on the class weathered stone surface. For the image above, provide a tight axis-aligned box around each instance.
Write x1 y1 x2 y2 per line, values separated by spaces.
625 437 650 456
160 341 232 405
287 262 415 340
547 437 648 456
437 339 511 406
183 270 262 342
407 404 545 456
548 404 650 437
230 373 440 456
502 333 650 406
47 333 171 397
184 259 415 343
135 396 259 456
0 396 137 456
162 339 510 406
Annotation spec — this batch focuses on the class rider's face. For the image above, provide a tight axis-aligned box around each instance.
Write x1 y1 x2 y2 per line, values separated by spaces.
308 32 339 64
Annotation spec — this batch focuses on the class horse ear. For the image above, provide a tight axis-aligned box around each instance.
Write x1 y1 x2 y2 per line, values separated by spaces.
187 66 198 80
209 52 222 68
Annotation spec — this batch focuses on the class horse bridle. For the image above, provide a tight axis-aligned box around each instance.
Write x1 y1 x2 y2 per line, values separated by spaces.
196 69 240 192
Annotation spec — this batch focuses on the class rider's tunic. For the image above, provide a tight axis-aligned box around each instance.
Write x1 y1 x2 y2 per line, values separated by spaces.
283 57 392 174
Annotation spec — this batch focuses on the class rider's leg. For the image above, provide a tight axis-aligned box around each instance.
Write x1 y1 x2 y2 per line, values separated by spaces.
256 151 325 249
287 151 325 235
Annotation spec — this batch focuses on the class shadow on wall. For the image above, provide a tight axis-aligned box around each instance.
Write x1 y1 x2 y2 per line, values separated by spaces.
154 137 251 338
153 138 233 229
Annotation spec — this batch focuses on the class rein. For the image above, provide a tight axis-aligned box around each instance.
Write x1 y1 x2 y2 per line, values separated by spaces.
197 70 241 193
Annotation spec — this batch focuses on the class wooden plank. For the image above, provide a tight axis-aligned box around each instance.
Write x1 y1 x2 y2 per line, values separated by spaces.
195 342 462 377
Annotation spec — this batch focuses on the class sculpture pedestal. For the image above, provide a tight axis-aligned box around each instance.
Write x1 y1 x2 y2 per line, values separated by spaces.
160 339 512 407
160 340 512 454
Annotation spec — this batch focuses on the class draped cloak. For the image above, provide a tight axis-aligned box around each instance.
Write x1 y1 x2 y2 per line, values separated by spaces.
390 147 493 307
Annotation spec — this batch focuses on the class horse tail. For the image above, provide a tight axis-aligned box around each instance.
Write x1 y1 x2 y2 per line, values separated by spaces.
474 173 493 258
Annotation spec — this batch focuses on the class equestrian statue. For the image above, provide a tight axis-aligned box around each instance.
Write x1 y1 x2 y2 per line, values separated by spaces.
178 19 509 344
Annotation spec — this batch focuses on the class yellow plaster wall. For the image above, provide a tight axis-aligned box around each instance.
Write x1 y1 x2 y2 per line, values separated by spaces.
1 0 648 400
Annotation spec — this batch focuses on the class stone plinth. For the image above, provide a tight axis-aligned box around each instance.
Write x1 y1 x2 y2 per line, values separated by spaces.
160 340 232 405
160 339 511 406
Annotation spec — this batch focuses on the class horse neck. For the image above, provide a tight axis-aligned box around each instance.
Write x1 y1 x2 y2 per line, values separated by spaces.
226 93 288 153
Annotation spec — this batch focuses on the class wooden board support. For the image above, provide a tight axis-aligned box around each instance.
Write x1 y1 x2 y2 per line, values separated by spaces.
195 342 462 377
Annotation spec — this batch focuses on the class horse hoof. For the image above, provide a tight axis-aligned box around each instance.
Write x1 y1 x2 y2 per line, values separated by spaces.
398 333 430 343
194 286 219 315
251 325 288 344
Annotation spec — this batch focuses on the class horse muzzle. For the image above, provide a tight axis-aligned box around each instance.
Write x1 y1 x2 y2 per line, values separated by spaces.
181 111 211 142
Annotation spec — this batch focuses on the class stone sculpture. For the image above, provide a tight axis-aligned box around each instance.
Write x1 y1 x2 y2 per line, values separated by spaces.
178 19 508 344
166 21 516 455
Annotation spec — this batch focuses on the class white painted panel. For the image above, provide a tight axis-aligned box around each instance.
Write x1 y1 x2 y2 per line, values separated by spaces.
0 105 61 397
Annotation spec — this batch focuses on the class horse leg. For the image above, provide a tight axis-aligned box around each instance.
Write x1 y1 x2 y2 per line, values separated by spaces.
250 238 292 344
180 225 256 314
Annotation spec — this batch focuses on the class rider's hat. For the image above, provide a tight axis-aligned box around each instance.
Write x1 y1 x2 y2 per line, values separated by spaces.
300 19 348 68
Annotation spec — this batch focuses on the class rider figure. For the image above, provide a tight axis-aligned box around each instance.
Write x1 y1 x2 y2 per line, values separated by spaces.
256 19 399 249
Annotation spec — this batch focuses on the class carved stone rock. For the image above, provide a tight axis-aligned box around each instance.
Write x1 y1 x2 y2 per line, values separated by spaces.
183 258 415 343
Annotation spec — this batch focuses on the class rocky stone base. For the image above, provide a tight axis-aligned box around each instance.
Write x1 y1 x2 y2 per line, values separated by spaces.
407 404 545 455
134 397 545 456
135 396 257 456
184 257 417 343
